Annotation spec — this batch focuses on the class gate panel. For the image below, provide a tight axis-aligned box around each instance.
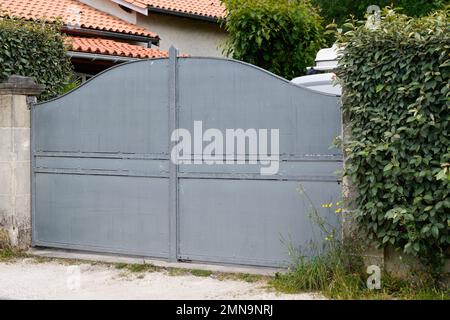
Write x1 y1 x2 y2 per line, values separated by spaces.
35 174 169 256
34 60 169 154
177 58 342 267
32 59 171 258
179 179 341 266
177 58 341 155
32 54 342 267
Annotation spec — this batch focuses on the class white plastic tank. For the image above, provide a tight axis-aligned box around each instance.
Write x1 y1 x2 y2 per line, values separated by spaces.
291 45 342 96
313 44 339 71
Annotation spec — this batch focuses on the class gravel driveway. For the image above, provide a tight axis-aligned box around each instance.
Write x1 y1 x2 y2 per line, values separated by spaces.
0 258 322 300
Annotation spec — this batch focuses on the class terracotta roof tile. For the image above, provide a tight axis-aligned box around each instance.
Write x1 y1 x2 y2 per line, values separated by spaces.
66 36 168 58
0 0 159 38
117 0 226 20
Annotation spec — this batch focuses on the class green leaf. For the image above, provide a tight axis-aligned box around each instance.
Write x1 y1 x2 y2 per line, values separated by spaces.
421 225 430 234
431 226 439 238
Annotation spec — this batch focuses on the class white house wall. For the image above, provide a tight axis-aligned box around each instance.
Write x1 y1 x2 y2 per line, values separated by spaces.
137 13 228 57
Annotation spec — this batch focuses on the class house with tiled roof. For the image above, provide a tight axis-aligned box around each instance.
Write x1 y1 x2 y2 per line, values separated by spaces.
0 0 228 80
84 0 228 57
0 0 169 80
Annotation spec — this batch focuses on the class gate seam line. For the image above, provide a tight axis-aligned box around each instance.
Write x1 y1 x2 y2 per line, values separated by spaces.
168 46 179 262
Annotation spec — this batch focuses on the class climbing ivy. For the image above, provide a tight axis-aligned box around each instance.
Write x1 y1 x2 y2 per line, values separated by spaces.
337 9 450 275
0 17 72 100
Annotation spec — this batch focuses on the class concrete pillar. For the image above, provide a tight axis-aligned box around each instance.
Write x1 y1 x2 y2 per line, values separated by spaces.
0 75 44 249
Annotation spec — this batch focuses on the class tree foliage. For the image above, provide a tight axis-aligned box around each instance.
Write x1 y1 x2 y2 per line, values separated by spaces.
313 0 448 25
337 9 450 275
0 17 72 100
221 0 324 79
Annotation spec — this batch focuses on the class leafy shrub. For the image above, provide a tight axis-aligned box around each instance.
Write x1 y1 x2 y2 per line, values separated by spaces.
0 17 72 100
312 0 447 25
59 76 81 95
221 0 324 79
337 9 450 275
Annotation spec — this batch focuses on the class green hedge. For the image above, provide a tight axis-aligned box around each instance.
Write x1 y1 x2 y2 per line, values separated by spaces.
221 0 324 79
337 10 450 274
0 18 72 100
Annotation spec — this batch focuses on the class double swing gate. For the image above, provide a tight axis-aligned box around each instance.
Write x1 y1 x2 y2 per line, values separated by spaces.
32 48 342 267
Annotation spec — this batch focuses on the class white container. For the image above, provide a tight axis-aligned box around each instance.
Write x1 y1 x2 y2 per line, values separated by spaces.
291 45 341 96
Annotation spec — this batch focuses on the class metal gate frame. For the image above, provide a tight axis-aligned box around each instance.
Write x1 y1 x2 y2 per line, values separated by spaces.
31 47 342 267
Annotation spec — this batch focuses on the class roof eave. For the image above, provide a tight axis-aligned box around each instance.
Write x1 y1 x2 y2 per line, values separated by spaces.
62 26 160 46
110 0 225 23
110 0 149 15
147 6 223 23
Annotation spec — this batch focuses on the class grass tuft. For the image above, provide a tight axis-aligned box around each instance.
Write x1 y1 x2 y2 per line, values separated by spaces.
236 273 263 283
269 242 449 300
113 262 159 273
0 247 15 261
167 268 190 276
189 269 213 277
0 247 25 262
115 263 128 270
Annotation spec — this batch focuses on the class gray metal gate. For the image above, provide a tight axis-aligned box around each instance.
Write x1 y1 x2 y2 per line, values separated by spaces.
32 48 342 267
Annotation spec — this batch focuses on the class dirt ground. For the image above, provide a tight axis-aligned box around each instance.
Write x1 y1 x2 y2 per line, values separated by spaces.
0 258 323 300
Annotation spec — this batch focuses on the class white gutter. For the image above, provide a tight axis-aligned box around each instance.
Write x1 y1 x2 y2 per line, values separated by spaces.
68 51 140 63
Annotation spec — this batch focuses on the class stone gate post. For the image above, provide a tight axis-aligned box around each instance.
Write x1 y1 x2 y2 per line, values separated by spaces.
0 75 44 249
